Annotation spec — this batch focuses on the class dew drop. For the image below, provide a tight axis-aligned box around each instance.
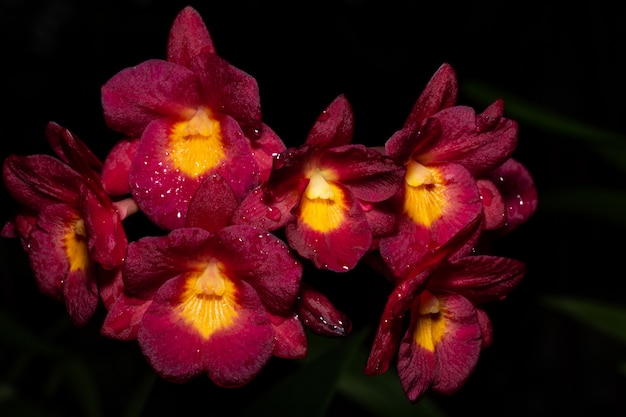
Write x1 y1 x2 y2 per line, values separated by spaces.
266 206 281 221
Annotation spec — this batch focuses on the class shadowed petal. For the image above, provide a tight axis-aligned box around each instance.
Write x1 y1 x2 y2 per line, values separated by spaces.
28 204 97 327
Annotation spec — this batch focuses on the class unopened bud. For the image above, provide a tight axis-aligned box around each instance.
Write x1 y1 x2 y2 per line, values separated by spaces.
296 283 352 337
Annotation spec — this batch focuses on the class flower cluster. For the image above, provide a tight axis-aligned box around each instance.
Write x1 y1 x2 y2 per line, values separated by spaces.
1 6 537 403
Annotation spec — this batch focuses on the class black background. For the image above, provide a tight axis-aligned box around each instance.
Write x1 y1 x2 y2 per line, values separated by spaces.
1 1 625 416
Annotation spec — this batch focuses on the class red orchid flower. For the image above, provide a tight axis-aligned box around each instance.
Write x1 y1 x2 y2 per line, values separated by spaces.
101 173 307 378
2 122 129 326
233 94 406 272
118 223 303 387
398 255 525 402
378 63 519 279
101 6 285 230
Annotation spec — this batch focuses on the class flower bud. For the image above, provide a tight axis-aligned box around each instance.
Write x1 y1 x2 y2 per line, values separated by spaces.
296 283 352 337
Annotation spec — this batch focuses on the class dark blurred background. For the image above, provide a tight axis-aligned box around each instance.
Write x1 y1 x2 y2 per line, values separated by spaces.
1 1 625 416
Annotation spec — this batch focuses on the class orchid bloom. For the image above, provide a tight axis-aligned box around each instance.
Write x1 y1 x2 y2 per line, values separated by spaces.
365 251 526 403
2 122 129 326
119 224 303 387
233 94 405 272
100 6 285 230
378 63 519 279
100 173 306 384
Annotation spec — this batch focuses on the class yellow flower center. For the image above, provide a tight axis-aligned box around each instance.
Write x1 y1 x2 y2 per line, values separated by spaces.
412 291 446 352
169 107 225 178
64 218 90 272
403 160 444 227
299 168 346 232
177 260 238 339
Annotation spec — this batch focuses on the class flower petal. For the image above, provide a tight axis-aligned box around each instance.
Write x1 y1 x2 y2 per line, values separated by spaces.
305 94 354 148
101 138 139 196
213 225 302 314
190 53 262 137
398 293 481 401
430 255 526 304
426 103 518 176
83 186 128 270
185 174 239 232
3 154 82 210
101 59 202 137
287 182 372 271
129 115 258 230
166 6 215 67
28 204 97 327
267 311 307 359
319 144 405 202
490 157 538 235
138 274 273 386
477 178 506 230
403 63 458 131
379 163 481 278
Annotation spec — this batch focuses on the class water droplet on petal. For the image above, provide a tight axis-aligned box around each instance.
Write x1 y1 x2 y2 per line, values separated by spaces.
266 206 281 221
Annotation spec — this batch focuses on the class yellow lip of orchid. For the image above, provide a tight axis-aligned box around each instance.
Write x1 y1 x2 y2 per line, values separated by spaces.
168 107 225 178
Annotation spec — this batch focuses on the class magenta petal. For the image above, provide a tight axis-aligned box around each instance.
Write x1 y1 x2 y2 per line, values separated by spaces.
63 268 99 328
214 225 302 313
101 293 152 341
138 276 273 386
379 163 481 279
490 158 538 234
45 121 103 173
232 185 298 231
166 6 215 67
191 53 262 136
101 138 139 196
476 307 493 348
403 63 458 131
476 179 506 230
29 204 97 327
296 283 351 337
397 333 436 403
427 105 518 176
185 174 239 232
305 94 354 148
28 205 82 302
431 255 526 304
287 188 372 272
250 123 286 183
320 145 405 202
385 117 442 163
429 294 482 395
83 187 128 270
3 154 82 210
101 59 202 137
123 228 213 297
129 116 257 230
267 311 307 359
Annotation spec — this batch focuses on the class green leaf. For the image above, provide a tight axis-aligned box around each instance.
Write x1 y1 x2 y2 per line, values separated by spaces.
240 329 369 417
461 81 626 173
57 358 103 417
0 310 66 356
337 338 448 417
538 187 626 227
121 371 157 417
338 369 447 417
541 295 626 344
